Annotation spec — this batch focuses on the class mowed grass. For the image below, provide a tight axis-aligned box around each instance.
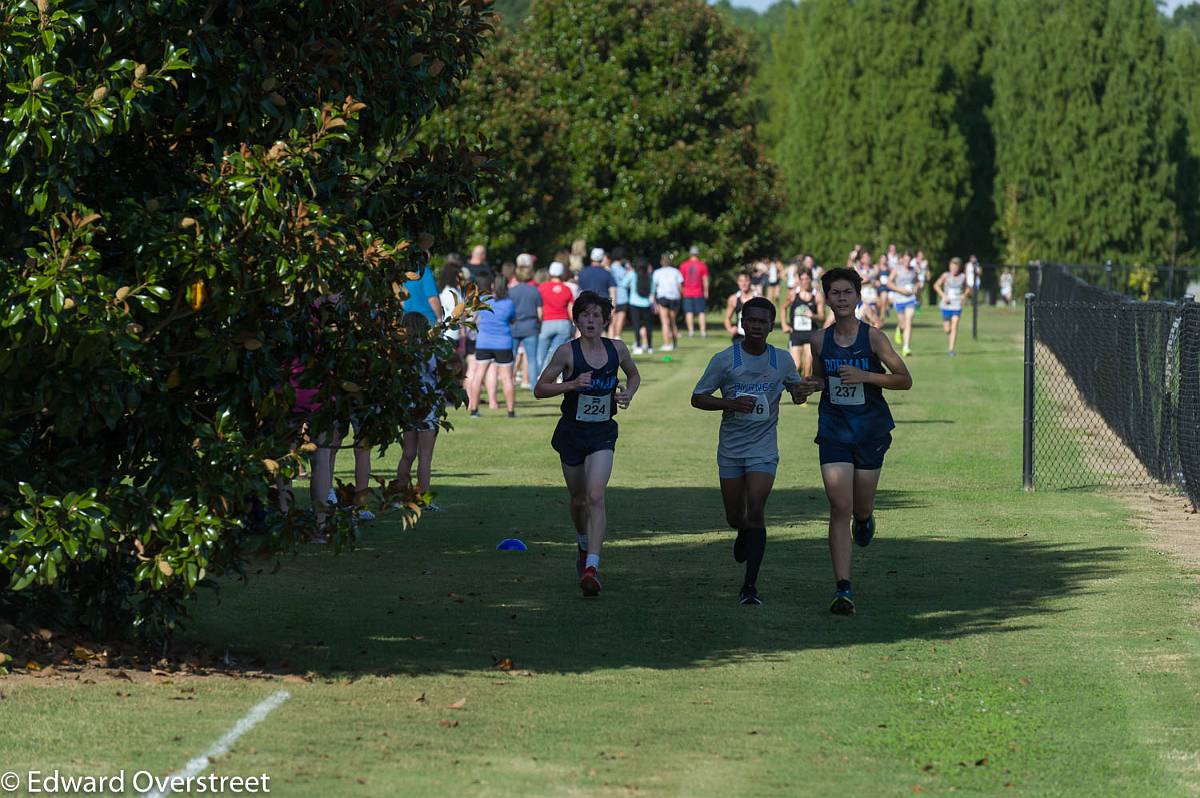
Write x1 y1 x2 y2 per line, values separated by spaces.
3 306 1199 797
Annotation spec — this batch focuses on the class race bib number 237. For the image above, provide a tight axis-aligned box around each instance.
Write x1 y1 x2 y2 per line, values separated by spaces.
828 377 865 406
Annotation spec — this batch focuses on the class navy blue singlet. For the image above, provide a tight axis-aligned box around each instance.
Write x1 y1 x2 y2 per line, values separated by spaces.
560 338 620 421
816 322 894 445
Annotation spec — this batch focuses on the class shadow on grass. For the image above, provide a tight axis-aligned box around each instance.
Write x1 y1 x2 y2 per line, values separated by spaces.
183 486 1120 677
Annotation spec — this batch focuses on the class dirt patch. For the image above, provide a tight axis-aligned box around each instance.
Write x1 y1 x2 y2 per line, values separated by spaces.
0 622 327 686
1032 343 1197 568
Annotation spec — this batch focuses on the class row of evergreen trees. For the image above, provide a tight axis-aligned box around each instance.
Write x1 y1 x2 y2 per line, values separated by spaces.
758 0 1200 266
477 0 1199 269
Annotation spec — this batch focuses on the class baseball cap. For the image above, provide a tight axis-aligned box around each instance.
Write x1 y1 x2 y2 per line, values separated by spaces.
549 261 565 277
516 253 534 268
689 245 700 255
590 247 605 262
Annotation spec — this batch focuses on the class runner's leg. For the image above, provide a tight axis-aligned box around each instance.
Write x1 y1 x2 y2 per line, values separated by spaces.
822 462 854 581
582 449 615 558
741 471 775 590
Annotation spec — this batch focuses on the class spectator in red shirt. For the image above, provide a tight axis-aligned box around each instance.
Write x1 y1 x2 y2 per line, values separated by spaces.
535 261 575 383
680 245 711 338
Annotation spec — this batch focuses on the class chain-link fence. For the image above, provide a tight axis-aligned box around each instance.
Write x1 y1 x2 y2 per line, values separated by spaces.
1023 264 1199 509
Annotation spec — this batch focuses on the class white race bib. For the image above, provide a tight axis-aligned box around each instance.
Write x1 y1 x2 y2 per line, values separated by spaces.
792 311 813 332
575 393 612 422
828 377 865 406
736 392 770 422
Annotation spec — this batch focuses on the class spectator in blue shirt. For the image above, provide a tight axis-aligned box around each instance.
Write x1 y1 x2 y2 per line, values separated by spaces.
403 264 443 325
466 275 517 418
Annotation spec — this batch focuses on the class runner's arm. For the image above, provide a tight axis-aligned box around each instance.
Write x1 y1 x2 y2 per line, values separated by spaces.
723 294 738 334
865 327 912 390
533 343 589 399
614 340 640 408
691 359 754 412
933 272 947 300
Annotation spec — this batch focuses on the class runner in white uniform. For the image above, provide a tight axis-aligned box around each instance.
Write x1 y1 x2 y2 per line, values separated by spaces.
890 254 919 357
934 257 971 357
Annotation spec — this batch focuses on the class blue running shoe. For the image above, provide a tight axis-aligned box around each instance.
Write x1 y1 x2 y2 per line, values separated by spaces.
852 515 876 547
830 589 855 615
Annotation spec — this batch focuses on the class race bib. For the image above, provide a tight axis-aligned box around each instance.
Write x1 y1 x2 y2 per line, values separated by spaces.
828 377 865 406
736 392 770 422
575 393 612 422
792 311 813 332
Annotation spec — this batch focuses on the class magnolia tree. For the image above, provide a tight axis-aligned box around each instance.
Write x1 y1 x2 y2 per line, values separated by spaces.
0 0 494 638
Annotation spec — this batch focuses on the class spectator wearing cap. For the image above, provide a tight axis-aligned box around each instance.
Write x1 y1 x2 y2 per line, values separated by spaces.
509 254 542 390
577 246 617 306
536 261 575 384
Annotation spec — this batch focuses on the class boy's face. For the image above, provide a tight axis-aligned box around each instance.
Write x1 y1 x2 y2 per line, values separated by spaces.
741 306 773 342
826 280 860 318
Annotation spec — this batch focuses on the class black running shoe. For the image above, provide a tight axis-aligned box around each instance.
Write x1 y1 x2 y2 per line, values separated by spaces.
852 515 876 547
738 585 763 606
733 529 747 563
830 589 855 615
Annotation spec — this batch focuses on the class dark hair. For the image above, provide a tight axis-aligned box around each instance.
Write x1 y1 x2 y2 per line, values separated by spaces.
742 296 776 325
633 255 652 297
491 274 509 300
611 246 626 262
821 266 862 297
439 255 463 291
403 311 431 338
572 290 613 324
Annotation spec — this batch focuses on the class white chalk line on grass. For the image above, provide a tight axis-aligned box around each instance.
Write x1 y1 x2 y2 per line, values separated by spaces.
143 690 290 798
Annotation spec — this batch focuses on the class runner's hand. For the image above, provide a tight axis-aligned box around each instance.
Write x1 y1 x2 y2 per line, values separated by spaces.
573 371 593 390
837 365 869 385
727 395 758 414
615 384 634 409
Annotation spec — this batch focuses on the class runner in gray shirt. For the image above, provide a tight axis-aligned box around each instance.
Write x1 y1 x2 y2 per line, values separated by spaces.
692 297 811 605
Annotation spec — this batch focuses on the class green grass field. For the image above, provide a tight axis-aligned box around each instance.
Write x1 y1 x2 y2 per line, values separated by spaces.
3 306 1199 797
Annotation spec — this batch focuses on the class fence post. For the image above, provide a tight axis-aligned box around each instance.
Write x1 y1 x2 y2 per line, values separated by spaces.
1104 260 1113 292
1168 263 1177 299
1023 293 1036 491
972 271 979 341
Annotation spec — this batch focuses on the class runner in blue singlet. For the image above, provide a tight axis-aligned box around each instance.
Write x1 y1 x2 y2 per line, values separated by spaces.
801 267 912 616
535 291 640 598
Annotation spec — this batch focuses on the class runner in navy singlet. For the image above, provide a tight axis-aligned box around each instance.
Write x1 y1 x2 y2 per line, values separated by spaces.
535 291 640 598
802 267 912 616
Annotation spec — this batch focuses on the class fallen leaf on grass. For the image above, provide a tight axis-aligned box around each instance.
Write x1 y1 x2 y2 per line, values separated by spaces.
447 698 466 709
73 645 98 661
413 692 427 703
493 657 514 671
438 719 459 728
25 661 41 671
1018 677 1030 686
975 758 988 767
282 674 311 684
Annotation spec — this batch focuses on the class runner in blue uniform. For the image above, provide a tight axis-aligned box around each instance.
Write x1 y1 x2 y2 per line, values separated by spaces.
693 298 807 605
804 267 912 615
535 291 640 598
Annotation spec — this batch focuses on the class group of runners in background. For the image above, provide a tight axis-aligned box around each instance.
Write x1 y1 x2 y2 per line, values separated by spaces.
388 242 1004 615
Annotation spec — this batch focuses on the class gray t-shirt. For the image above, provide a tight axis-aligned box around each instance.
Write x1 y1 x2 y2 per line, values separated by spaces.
508 282 542 338
693 343 801 460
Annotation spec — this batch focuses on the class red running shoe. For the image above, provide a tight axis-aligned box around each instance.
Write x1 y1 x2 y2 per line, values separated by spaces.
579 566 602 597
